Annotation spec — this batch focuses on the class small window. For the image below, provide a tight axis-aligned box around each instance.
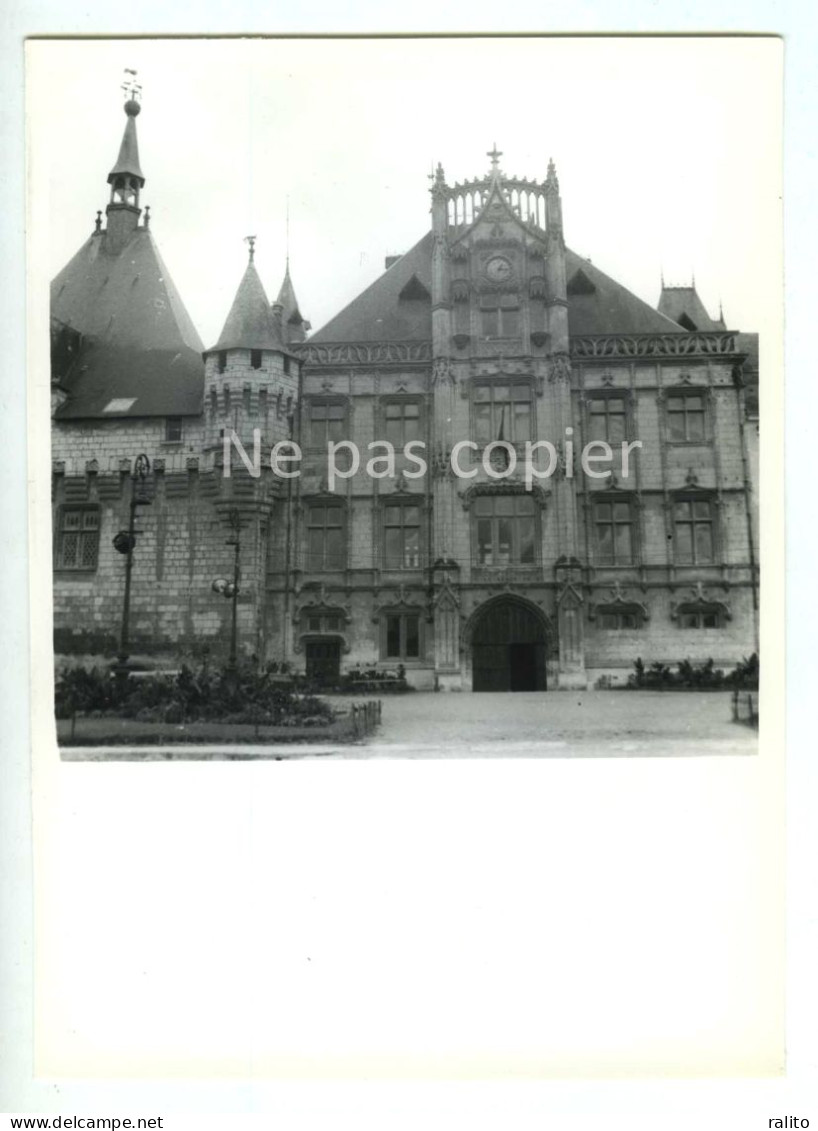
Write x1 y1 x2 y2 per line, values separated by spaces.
480 293 520 338
673 498 714 564
594 499 634 565
217 351 227 374
678 609 722 629
588 397 627 443
259 388 269 416
383 612 421 660
306 505 345 570
309 401 346 446
250 349 263 369
383 401 421 445
474 382 533 444
667 393 706 442
473 494 537 567
55 506 100 571
102 397 137 414
383 503 422 569
283 356 291 376
165 417 182 442
597 610 641 630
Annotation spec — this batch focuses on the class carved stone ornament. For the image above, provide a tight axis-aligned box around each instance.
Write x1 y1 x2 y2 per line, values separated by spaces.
569 332 738 360
588 580 649 622
459 481 549 510
547 353 572 384
295 341 433 367
670 581 732 622
432 357 455 386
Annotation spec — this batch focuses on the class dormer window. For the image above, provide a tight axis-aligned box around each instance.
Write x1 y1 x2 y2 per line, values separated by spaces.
250 349 262 369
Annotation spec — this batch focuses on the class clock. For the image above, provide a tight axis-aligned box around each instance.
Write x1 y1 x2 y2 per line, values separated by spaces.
485 255 513 283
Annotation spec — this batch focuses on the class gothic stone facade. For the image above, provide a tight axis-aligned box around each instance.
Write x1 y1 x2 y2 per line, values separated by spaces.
51 108 759 690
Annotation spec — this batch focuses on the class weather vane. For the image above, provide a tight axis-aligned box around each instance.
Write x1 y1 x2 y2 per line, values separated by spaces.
121 68 142 101
244 234 257 261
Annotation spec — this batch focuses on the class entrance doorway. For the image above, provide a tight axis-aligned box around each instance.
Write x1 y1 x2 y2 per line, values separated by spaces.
305 639 341 687
471 599 547 692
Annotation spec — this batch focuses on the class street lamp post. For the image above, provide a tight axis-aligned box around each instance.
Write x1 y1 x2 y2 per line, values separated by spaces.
212 508 242 674
112 453 151 680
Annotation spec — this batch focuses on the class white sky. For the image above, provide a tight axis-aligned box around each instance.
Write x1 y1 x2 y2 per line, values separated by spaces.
31 36 782 346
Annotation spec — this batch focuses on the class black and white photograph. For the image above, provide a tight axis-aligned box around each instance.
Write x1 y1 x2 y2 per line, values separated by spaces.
16 32 790 1089
37 37 774 760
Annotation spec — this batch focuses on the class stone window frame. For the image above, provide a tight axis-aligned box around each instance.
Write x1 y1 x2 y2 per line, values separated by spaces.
303 497 348 572
584 387 635 445
164 417 183 443
674 605 726 629
380 495 425 572
470 489 541 570
478 291 521 340
377 393 425 448
595 608 645 630
304 395 349 450
590 489 641 567
54 503 101 573
469 376 537 450
379 607 424 663
670 488 720 566
661 384 712 446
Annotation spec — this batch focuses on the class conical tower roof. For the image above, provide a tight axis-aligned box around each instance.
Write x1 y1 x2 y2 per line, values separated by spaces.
276 262 304 327
108 98 145 186
210 256 284 352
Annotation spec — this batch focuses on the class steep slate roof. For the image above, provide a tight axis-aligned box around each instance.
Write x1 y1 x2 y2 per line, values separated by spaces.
51 225 204 419
276 263 305 325
657 285 724 331
309 231 680 342
564 251 683 336
209 259 283 352
310 231 434 342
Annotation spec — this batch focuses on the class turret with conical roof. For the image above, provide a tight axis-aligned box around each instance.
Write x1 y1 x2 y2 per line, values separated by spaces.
273 261 310 344
203 239 301 450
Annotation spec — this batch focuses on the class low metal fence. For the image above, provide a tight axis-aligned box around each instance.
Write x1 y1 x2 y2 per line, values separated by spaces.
732 688 758 728
349 700 383 740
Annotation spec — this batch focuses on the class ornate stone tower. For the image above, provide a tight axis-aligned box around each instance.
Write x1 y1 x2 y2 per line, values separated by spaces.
427 146 586 689
203 239 301 454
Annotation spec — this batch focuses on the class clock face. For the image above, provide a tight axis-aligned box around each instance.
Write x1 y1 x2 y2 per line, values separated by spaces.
486 255 513 283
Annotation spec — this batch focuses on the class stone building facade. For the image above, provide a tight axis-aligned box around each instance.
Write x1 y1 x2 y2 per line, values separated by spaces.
51 100 759 690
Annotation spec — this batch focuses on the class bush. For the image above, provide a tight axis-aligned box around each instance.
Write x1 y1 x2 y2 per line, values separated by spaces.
626 655 755 691
55 660 334 727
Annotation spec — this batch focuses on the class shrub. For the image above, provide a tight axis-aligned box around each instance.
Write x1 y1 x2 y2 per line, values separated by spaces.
55 660 335 728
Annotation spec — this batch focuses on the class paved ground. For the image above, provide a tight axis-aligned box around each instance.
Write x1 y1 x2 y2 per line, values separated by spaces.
341 690 757 758
63 691 756 759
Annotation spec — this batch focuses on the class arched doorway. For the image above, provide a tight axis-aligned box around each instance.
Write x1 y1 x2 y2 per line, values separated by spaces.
470 598 547 692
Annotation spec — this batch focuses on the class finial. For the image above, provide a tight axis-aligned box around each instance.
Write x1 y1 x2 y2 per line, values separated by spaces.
487 143 503 175
719 298 724 322
143 205 150 228
545 157 560 193
285 197 290 268
244 234 256 262
121 68 142 116
660 266 665 288
95 210 102 233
